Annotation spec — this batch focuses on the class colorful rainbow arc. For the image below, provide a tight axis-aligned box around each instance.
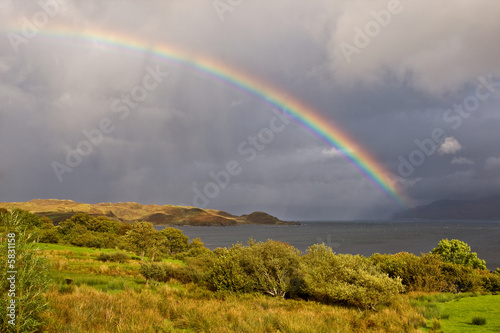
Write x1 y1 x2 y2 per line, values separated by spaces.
5 25 408 206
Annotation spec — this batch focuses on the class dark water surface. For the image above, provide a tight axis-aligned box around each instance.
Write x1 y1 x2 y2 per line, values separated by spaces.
157 221 500 270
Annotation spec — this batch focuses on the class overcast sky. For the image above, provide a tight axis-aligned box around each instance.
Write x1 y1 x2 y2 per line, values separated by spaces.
1 0 499 220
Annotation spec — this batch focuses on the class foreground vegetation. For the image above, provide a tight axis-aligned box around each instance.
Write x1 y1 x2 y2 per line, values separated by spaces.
1 208 500 332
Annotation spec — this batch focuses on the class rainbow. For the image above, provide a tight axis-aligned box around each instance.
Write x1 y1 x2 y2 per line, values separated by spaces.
5 25 407 205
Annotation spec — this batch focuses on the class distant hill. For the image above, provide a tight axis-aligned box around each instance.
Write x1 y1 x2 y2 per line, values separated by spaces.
393 195 500 220
0 199 299 226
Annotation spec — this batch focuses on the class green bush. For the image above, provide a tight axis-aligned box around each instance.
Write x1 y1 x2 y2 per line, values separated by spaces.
38 228 60 244
210 245 252 293
84 234 106 249
472 316 487 325
97 253 112 262
371 252 448 292
371 251 500 293
97 252 130 263
478 270 500 292
431 239 487 270
208 240 303 298
139 262 166 283
441 262 483 293
111 252 130 263
138 262 196 283
182 253 217 284
237 240 302 298
302 244 404 309
175 237 212 260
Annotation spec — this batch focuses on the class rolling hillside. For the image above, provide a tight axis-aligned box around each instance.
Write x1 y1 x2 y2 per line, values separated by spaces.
393 195 500 220
0 199 299 226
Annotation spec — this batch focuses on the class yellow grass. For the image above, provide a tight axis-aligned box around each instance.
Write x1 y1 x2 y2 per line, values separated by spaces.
40 284 426 332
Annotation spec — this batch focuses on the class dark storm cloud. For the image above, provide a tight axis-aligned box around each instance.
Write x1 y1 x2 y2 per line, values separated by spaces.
1 0 499 219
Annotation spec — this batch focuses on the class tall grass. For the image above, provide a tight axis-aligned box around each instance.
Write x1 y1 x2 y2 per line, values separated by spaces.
40 284 425 332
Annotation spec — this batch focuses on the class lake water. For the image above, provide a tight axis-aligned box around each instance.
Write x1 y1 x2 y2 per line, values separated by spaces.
157 221 500 270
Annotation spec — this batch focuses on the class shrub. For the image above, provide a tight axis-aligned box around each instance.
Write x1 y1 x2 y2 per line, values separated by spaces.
97 253 112 262
97 252 130 263
139 262 166 283
84 234 106 248
440 262 483 293
238 240 302 298
478 269 500 292
138 262 195 283
208 240 303 298
182 253 217 284
38 228 60 244
371 252 435 291
209 246 252 292
111 252 130 263
371 252 498 293
472 316 487 325
302 244 404 309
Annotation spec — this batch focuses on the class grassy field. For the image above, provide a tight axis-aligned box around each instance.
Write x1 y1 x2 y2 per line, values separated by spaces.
435 294 500 332
409 293 500 332
36 243 428 332
38 243 122 254
35 243 500 332
39 243 184 294
38 242 184 264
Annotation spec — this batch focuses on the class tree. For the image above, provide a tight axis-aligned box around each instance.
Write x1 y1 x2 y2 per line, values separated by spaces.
0 210 51 332
186 238 211 257
117 222 133 235
431 239 487 270
89 216 121 234
65 212 94 229
57 220 77 236
39 216 54 229
159 227 189 255
124 221 159 260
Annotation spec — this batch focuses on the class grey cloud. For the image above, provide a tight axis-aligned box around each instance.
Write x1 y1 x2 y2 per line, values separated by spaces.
1 0 499 220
